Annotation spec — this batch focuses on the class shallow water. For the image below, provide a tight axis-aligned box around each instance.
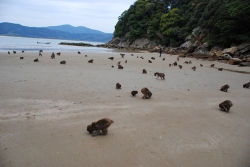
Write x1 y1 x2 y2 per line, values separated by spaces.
0 36 115 53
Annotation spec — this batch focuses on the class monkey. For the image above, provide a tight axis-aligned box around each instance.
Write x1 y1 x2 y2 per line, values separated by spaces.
87 118 114 136
20 57 24 59
162 58 165 61
151 57 155 60
120 53 125 58
189 61 192 64
22 51 25 53
78 51 81 54
219 100 233 113
141 87 152 99
57 52 61 56
108 57 114 60
116 83 121 89
200 64 203 67
60 60 66 64
13 51 16 54
85 55 87 57
220 84 229 92
218 68 223 71
154 72 165 80
191 66 196 71
148 60 152 63
111 65 114 68
88 59 94 63
177 57 179 61
51 52 55 59
140 56 144 59
211 64 215 67
131 54 134 56
39 53 42 56
118 64 123 69
169 64 171 67
184 61 189 64
173 62 177 66
179 65 182 69
131 90 138 96
125 60 127 63
142 69 147 74
243 82 250 88
34 58 39 62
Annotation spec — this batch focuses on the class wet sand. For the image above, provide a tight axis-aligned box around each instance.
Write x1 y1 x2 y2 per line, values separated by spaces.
0 51 250 167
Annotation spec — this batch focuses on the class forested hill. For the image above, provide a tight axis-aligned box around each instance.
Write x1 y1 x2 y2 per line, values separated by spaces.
113 0 250 48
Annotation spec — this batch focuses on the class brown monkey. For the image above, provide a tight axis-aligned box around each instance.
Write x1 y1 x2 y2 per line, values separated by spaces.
184 61 189 64
211 64 215 67
78 51 81 54
60 60 66 64
200 64 203 67
88 59 94 63
219 100 233 113
148 60 152 63
118 64 123 69
120 53 125 58
220 84 229 92
141 87 152 99
20 57 24 59
87 118 114 136
34 58 39 62
151 57 155 60
116 83 121 89
108 57 114 60
57 52 61 56
142 69 147 74
179 65 182 69
173 62 177 66
140 56 144 59
154 72 165 79
162 58 165 61
243 82 250 88
51 52 55 59
191 66 196 71
218 68 223 71
131 90 138 96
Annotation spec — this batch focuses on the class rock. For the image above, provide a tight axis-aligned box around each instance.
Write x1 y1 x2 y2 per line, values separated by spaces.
180 41 192 49
215 50 223 57
228 58 242 65
222 47 238 55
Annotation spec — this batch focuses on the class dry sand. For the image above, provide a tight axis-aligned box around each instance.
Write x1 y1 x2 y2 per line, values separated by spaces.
0 51 250 167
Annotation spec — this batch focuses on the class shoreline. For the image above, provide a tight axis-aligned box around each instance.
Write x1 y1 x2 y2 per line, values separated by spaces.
0 51 250 167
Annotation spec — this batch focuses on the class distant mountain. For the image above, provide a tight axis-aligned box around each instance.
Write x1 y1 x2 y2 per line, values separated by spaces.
45 24 105 34
0 22 113 42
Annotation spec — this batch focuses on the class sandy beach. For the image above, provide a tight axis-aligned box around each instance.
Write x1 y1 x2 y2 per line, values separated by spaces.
0 51 250 167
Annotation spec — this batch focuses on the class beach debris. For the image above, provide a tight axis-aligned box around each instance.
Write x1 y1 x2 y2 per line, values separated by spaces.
85 55 87 57
148 60 152 63
20 57 24 59
78 51 81 54
243 82 250 88
60 60 66 64
8 51 10 54
169 64 171 67
131 90 138 96
111 65 114 68
154 72 165 80
162 58 165 61
87 118 114 136
179 65 182 69
142 69 147 74
189 61 192 64
125 60 127 63
118 64 123 69
200 64 203 67
220 84 229 92
141 87 152 99
116 83 121 89
219 100 233 113
108 57 114 60
22 51 25 53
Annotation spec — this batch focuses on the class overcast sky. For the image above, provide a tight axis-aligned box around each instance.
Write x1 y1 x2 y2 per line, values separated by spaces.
0 0 136 33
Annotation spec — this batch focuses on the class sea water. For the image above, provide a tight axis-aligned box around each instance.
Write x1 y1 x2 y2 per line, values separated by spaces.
0 36 114 53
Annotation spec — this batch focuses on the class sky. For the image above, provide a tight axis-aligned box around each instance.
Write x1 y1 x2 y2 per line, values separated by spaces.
0 0 136 33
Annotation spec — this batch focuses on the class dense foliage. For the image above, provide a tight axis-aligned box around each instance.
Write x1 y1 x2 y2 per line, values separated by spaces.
114 0 250 47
